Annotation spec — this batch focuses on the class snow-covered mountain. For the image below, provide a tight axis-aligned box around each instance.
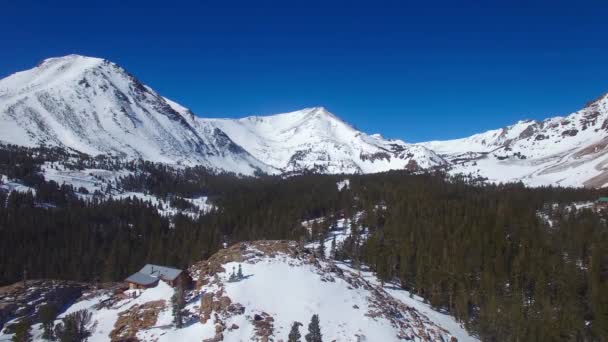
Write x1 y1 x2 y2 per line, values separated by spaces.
2 54 608 186
0 55 444 176
205 107 445 174
0 55 271 175
422 93 608 187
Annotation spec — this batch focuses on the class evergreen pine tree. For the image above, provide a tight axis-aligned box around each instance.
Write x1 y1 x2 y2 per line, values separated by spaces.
228 266 237 282
39 303 58 340
54 310 95 342
171 286 186 328
317 238 326 259
237 264 244 280
288 321 302 342
11 318 32 342
305 314 322 342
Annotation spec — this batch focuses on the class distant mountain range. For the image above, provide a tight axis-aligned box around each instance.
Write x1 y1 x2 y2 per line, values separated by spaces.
1 54 607 187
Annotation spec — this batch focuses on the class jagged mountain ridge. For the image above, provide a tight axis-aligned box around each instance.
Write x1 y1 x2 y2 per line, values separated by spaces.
422 93 608 187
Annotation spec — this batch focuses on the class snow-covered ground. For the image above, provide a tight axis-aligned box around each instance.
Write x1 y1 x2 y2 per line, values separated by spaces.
2 163 213 218
0 282 176 342
0 236 478 342
0 175 35 195
336 178 350 191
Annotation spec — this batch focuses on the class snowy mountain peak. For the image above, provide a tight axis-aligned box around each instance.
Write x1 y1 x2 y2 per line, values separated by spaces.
38 54 105 68
207 106 445 174
0 55 272 175
1 55 105 98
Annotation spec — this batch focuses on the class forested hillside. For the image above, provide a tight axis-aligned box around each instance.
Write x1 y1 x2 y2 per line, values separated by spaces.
0 144 606 340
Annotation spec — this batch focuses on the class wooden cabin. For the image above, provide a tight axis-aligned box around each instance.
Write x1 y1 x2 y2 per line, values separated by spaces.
125 264 193 289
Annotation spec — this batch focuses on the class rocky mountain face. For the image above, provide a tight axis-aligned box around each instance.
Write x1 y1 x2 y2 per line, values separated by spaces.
1 54 608 186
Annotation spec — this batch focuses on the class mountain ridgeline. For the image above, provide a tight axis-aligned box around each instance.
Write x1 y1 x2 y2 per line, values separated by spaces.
3 54 608 186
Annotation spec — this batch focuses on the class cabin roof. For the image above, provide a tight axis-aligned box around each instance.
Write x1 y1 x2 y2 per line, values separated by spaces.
125 264 184 284
125 272 159 286
598 197 608 202
139 264 183 281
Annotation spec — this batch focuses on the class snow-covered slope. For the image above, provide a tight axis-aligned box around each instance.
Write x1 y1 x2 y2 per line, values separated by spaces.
421 94 608 187
0 55 270 175
205 107 446 174
0 241 475 342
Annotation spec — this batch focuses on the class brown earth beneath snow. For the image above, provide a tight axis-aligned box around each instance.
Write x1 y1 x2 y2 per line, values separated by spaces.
110 299 166 342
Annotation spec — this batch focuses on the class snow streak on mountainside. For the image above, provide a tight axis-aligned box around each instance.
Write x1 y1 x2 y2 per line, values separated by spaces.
206 107 445 174
0 55 270 175
421 94 608 187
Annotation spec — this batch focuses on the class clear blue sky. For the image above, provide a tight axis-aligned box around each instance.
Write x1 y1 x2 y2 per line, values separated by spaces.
2 0 608 142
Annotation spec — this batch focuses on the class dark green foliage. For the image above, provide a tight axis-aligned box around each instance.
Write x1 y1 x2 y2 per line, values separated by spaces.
317 238 325 259
39 303 58 340
305 314 322 342
11 318 32 342
237 264 244 280
288 321 302 342
228 266 238 282
54 309 95 342
171 286 186 328
349 173 608 341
